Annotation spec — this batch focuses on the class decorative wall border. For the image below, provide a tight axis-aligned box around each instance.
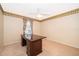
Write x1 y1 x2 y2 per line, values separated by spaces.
41 8 79 22
0 4 4 13
3 11 40 22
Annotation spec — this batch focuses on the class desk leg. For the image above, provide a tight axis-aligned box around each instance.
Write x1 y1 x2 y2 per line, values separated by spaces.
21 36 26 46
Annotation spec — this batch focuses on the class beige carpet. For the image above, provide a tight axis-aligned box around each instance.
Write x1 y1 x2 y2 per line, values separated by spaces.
42 39 79 56
0 39 79 56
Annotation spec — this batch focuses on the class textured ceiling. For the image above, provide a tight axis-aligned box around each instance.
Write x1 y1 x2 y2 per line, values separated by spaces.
1 3 79 20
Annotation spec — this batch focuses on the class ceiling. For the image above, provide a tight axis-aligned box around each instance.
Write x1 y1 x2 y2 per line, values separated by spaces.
1 3 79 20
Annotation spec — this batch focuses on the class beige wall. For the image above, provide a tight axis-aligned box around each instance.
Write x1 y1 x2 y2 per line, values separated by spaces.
0 9 4 52
4 15 23 46
3 15 41 46
33 21 41 35
41 14 79 48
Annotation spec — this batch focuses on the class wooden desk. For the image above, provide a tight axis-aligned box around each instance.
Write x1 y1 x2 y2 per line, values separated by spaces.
21 35 46 56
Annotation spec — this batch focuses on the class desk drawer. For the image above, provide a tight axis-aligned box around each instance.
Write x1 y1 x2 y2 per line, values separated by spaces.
27 39 42 56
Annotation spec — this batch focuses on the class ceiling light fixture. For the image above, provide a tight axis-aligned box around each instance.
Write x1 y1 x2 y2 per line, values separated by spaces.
36 14 43 19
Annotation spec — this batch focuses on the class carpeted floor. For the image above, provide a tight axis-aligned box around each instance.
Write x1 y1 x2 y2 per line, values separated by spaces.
0 39 79 56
